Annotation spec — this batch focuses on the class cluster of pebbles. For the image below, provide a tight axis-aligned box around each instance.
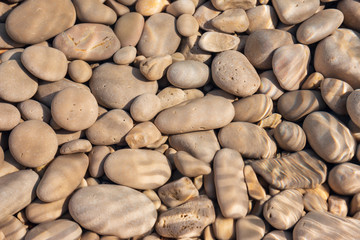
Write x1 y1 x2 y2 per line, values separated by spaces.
0 0 360 239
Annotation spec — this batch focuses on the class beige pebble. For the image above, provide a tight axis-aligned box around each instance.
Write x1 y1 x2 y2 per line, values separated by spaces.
272 44 310 91
244 165 267 200
193 175 203 190
157 87 186 110
263 230 292 240
244 29 293 70
246 5 278 33
17 99 51 123
328 163 360 195
140 55 172 81
142 189 161 210
142 233 161 240
301 72 324 90
25 197 69 224
305 183 330 201
0 23 24 48
338 0 360 31
184 88 205 100
158 177 199 208
90 64 158 109
0 216 27 240
0 103 20 131
125 122 162 149
180 34 212 64
105 0 130 16
53 23 120 61
274 121 306 152
135 0 169 16
171 52 186 62
212 50 260 97
204 172 216 199
60 139 92 154
314 28 360 89
55 129 84 146
199 32 240 53
296 9 344 44
73 0 117 25
193 1 221 32
328 195 349 217
351 193 360 215
206 89 235 102
5 0 76 44
174 151 211 177
130 93 162 122
258 70 285 100
303 192 328 212
203 226 215 240
219 122 276 159
68 60 92 83
321 78 353 115
37 153 89 202
113 46 137 65
155 196 215 238
88 146 112 178
81 231 100 240
211 0 256 11
211 8 249 33
233 94 273 123
211 210 234 240
303 111 356 163
167 0 195 16
69 185 157 239
236 215 266 240
114 12 144 47
277 90 326 121
258 113 282 129
347 90 360 128
176 14 199 37
86 177 100 186
348 119 360 141
263 189 304 230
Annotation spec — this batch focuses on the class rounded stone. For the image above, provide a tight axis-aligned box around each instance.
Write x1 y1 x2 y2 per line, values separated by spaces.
338 0 360 31
26 198 70 224
211 8 249 33
321 78 353 115
135 0 169 16
9 120 58 168
232 94 273 123
73 0 117 25
199 32 240 53
114 12 144 47
211 0 256 11
130 93 162 122
246 5 278 33
166 0 195 17
346 90 360 128
0 103 20 131
68 60 92 83
328 163 360 195
51 87 98 131
212 50 260 97
113 46 137 65
258 70 285 100
17 99 51 123
176 14 199 37
25 220 82 240
236 215 266 240
274 121 306 152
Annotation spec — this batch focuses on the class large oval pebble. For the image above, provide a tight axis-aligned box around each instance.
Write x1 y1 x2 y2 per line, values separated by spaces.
274 121 306 152
114 12 144 47
338 0 360 31
69 185 157 239
328 163 360 195
233 94 273 122
199 32 240 52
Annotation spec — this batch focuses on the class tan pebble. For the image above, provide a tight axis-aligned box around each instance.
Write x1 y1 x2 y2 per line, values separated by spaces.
0 103 20 131
212 209 234 240
303 192 328 212
246 5 278 33
211 0 256 11
244 165 267 200
206 89 235 102
328 163 360 195
113 46 137 65
274 121 306 152
314 29 360 89
125 122 162 149
193 1 221 32
130 93 161 122
349 119 360 141
180 34 212 64
350 193 360 215
168 60 209 89
25 197 69 224
114 12 144 47
142 233 161 240
86 109 133 145
0 48 23 63
37 153 89 202
141 190 161 210
25 219 81 240
154 143 169 153
176 14 199 37
167 0 195 16
88 146 112 178
174 151 211 177
233 94 273 123
157 87 186 110
338 0 360 31
17 99 51 123
105 0 130 16
140 55 172 81
258 70 285 100
303 111 356 163
199 32 240 53
245 29 293 70
272 0 320 25
68 60 92 83
321 78 353 115
353 211 360 220
0 24 24 48
328 195 349 217
193 175 203 190
56 129 84 146
171 52 186 62
301 72 324 90
155 196 215 238
347 90 360 128
211 8 249 33
219 122 276 159
203 226 215 240
305 183 330 201
0 150 24 178
263 230 292 240
258 113 282 129
236 215 266 240
277 90 326 121
73 0 117 25
184 88 205 100
90 64 158 109
81 231 100 240
0 215 27 240
135 0 169 16
214 149 248 218
60 139 92 154
86 177 100 186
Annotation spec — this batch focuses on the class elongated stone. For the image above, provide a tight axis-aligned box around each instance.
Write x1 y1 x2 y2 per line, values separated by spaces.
321 78 353 115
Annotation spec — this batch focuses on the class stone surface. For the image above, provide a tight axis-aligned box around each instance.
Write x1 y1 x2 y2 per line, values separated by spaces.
26 198 69 224
17 99 51 123
258 70 284 100
321 78 353 115
199 32 240 53
73 0 117 25
328 163 360 195
173 151 211 177
246 5 278 33
130 93 162 122
211 0 256 11
347 90 360 128
338 0 360 31
166 0 195 17
233 94 273 123
140 55 172 81
236 215 266 240
0 103 20 131
211 8 249 33
68 60 92 83
193 1 221 32
25 220 81 240
244 165 267 200
136 0 169 16
114 12 144 47
125 122 161 149
274 121 306 152
0 216 27 240
60 139 92 154
176 14 199 37
113 46 137 65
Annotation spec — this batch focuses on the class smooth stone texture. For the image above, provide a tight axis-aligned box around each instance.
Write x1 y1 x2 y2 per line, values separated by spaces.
68 60 92 83
0 170 39 222
350 193 360 215
0 216 27 240
157 86 187 110
155 196 215 238
138 13 181 57
0 151 25 178
328 163 360 195
277 90 326 121
105 0 130 16
214 149 248 218
104 149 171 189
88 146 112 178
252 150 327 189
140 55 172 81
37 153 89 202
211 8 249 33
244 165 267 200
199 32 240 52
272 44 310 91
193 1 221 32
272 0 320 25
303 111 356 163
0 3 12 23
130 93 162 122
9 120 57 168
293 211 360 239
114 12 144 47
0 23 24 48
236 215 266 240
212 50 260 97
233 94 273 123
314 29 360 89
0 59 38 102
245 29 293 70
328 195 348 217
347 90 360 127
218 122 276 159
297 9 344 44
246 5 278 33
26 198 69 224
167 60 209 89
180 34 212 64
321 78 353 115
274 121 306 152
113 46 137 65
5 0 76 44
263 189 304 230
173 151 211 177
212 211 235 240
167 0 195 17
176 14 199 37
0 102 20 131
73 0 117 25
301 72 324 90
258 70 284 100
303 192 328 212
90 64 158 109
125 122 161 149
17 99 51 123
211 0 256 11
60 139 92 154
53 23 120 61
263 231 292 240
338 0 360 31
0 48 23 62
155 95 234 134
136 0 169 16
70 185 157 239
21 45 67 82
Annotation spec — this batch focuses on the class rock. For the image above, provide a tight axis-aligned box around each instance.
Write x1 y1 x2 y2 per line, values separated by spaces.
321 78 353 115
135 0 169 16
272 44 310 91
328 195 349 217
211 0 256 11
211 8 249 33
176 14 199 37
68 60 92 83
314 28 360 89
155 196 215 238
233 94 273 123
212 211 235 240
5 0 76 44
73 0 117 25
328 163 360 195
113 46 137 65
104 149 171 189
26 198 69 223
25 220 82 240
296 9 344 44
258 70 285 100
218 122 277 159
199 32 240 52
180 34 212 64
173 151 211 177
263 231 292 240
193 1 221 32
0 23 24 48
143 189 161 210
60 139 92 154
157 87 187 110
303 111 356 163
0 102 20 131
69 185 157 239
246 5 278 33
258 113 282 129
251 150 327 189
212 50 260 97
90 64 158 109
140 55 172 81
105 0 130 16
0 48 23 62
347 90 360 128
338 0 360 31
55 129 84 146
236 215 266 240
244 165 267 200
125 122 161 149
274 121 306 152
166 0 195 17
53 23 120 61
303 192 328 212
0 216 27 240
301 72 324 90
130 93 162 122
114 12 144 47
137 13 181 57
17 99 51 123
88 146 112 178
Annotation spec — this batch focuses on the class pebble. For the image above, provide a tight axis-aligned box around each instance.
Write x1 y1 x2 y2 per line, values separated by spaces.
157 86 187 110
321 78 353 115
26 197 69 223
180 34 212 64
105 0 130 16
113 46 137 65
303 111 356 163
114 12 144 47
88 146 112 178
328 163 360 195
0 48 23 63
140 55 172 81
168 60 209 89
212 210 235 240
338 0 360 31
211 8 249 33
246 5 278 33
173 151 211 177
263 230 292 240
176 14 199 37
125 122 162 149
233 94 273 123
193 1 221 32
258 70 285 100
328 195 348 217
211 0 256 11
60 139 92 154
236 215 266 240
199 32 240 53
301 72 324 90
18 99 51 123
252 150 327 189
68 60 92 83
274 121 306 152
351 193 360 215
73 0 117 25
143 189 161 210
0 216 27 240
244 165 267 200
130 93 162 122
0 23 24 48
303 192 328 212
347 90 360 128
135 0 169 16
70 185 157 238
0 102 20 131
166 0 195 17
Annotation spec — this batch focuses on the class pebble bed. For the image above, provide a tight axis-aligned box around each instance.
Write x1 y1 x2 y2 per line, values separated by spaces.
0 0 360 239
